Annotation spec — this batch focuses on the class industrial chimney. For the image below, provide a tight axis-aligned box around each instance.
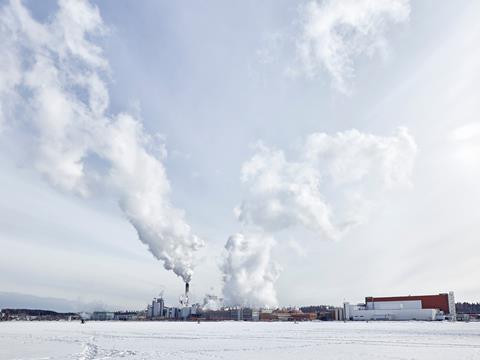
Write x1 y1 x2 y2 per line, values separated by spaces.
179 282 190 307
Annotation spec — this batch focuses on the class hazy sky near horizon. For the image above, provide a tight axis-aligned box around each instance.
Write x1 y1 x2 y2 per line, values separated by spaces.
1 0 480 310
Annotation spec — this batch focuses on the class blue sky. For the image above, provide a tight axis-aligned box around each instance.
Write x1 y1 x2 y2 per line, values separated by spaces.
1 0 479 310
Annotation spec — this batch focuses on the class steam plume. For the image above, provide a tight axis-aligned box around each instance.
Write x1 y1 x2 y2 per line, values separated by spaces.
223 128 416 306
222 232 280 308
0 0 203 282
202 294 223 311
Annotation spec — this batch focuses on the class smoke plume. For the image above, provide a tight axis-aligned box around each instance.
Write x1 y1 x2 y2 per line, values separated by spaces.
223 128 416 306
222 232 280 308
202 294 224 311
0 0 203 282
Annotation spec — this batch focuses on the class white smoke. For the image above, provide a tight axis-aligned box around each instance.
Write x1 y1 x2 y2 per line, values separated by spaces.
222 232 280 308
223 128 416 306
295 0 410 93
0 0 203 282
201 294 224 311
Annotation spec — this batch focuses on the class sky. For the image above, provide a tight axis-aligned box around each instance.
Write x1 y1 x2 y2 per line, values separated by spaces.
0 0 480 311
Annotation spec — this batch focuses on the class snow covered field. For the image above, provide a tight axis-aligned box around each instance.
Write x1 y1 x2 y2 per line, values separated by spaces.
1 321 480 360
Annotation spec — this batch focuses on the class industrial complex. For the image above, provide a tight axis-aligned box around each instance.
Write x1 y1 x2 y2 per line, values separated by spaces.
3 290 479 323
141 290 464 322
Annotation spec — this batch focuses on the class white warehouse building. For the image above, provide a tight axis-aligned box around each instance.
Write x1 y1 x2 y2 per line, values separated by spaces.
344 292 455 321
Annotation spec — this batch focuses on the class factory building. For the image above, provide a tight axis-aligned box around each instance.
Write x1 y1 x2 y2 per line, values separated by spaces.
332 307 345 321
114 311 140 321
203 308 259 321
90 311 115 321
180 305 202 320
152 297 164 317
242 308 260 321
344 292 456 321
165 307 181 319
146 297 166 319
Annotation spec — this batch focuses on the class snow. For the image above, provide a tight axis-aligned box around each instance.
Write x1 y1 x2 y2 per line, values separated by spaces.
1 321 480 359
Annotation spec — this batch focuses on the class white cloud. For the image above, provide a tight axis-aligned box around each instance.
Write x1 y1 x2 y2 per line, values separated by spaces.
238 127 416 239
0 0 203 283
451 122 480 142
295 0 410 93
287 238 307 258
450 122 480 171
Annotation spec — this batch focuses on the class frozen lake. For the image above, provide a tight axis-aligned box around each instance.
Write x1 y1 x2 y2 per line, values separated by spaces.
1 321 480 359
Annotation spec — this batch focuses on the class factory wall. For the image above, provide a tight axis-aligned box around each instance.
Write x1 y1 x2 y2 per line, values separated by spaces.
344 304 439 321
366 300 421 310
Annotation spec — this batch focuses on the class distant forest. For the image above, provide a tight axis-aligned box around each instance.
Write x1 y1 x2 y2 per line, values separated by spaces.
456 302 480 314
1 309 76 316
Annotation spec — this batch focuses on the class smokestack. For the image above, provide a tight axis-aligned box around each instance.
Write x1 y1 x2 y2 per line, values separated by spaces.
185 282 190 296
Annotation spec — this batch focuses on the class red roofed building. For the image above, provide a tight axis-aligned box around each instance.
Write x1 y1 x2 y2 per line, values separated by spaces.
365 294 452 314
344 292 456 321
